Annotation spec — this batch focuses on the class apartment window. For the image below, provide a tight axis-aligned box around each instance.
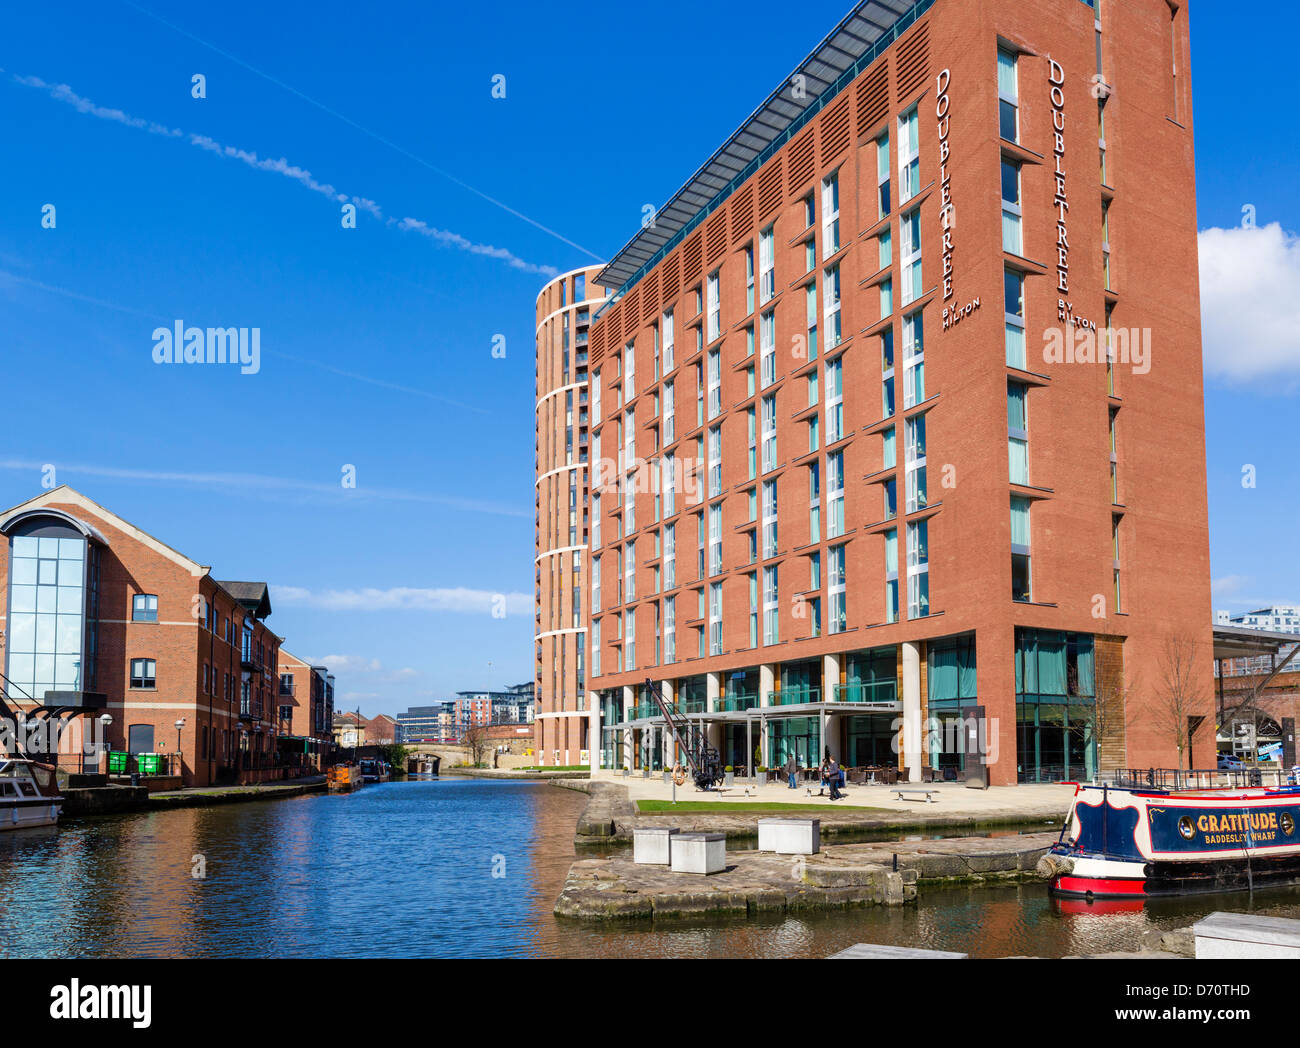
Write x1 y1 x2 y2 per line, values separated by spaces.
625 540 636 602
824 264 842 350
905 413 927 513
1001 158 1023 255
898 106 920 204
762 479 778 559
761 394 777 473
902 310 925 409
1008 382 1029 484
1011 496 1032 602
1098 100 1109 186
1110 407 1120 503
130 658 156 690
828 544 847 634
626 607 636 670
694 361 704 426
592 618 602 677
591 556 602 613
131 593 158 623
881 329 896 417
804 192 816 230
821 170 841 259
663 310 675 372
880 276 893 320
808 553 822 638
624 341 636 397
709 502 723 576
1112 516 1123 613
746 406 757 479
826 356 844 444
876 132 891 218
809 461 822 543
1005 268 1026 369
664 597 676 664
745 244 755 315
759 227 776 305
827 449 845 539
907 519 930 619
998 48 1019 142
592 491 602 549
883 426 896 469
709 582 723 656
592 370 602 424
885 528 899 623
760 310 776 388
664 523 676 589
705 348 723 421
900 208 922 305
805 282 819 360
763 565 779 646
1102 201 1112 291
706 270 721 342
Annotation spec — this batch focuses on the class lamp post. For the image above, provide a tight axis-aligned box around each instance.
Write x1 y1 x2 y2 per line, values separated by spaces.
174 718 185 778
98 713 112 776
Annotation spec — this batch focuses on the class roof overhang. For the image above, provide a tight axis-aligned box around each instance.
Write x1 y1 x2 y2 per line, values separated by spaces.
1213 624 1299 661
595 0 923 302
0 507 109 545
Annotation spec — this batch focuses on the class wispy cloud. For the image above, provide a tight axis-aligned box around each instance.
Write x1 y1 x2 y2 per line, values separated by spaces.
9 72 558 276
0 458 529 518
275 585 531 616
301 654 419 682
1199 223 1300 389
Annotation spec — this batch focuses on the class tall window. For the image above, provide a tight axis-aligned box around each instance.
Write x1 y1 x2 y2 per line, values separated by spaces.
763 565 779 645
1112 517 1123 613
827 449 845 539
761 394 777 473
663 379 675 444
5 530 92 701
663 453 677 516
664 523 676 589
884 529 899 623
591 556 602 613
1102 201 1112 291
663 310 675 372
808 461 822 543
898 106 920 204
1005 268 1026 369
1110 407 1120 503
828 544 847 634
626 607 636 670
745 244 755 315
900 207 922 305
709 502 723 576
824 264 842 350
821 170 841 259
998 48 1019 142
1002 158 1023 255
805 281 819 360
902 311 925 409
624 340 636 397
1008 383 1029 484
907 519 930 619
759 227 776 304
905 414 928 513
748 573 759 648
876 132 891 218
881 329 896 417
1011 496 1032 602
825 356 844 444
707 424 721 498
762 479 778 559
625 539 636 602
706 270 721 342
746 406 757 479
707 348 722 420
760 310 776 388
709 582 723 656
664 597 676 664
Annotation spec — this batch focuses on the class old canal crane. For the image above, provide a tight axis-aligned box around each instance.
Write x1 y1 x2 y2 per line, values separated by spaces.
643 678 724 791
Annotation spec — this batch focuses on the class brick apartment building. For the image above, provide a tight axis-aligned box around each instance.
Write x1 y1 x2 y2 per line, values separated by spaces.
275 649 336 771
0 486 333 786
534 267 607 766
550 0 1213 784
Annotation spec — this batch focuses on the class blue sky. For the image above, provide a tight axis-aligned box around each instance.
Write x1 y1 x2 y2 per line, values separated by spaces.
1 0 1296 715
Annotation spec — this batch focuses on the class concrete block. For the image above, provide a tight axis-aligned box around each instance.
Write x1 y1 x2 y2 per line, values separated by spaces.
670 833 726 875
633 826 680 865
1193 912 1300 959
757 817 820 854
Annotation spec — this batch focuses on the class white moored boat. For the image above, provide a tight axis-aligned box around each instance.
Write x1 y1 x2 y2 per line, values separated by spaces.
0 759 64 829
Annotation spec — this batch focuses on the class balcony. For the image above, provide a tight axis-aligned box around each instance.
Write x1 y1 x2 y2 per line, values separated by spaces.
720 693 759 712
833 681 898 705
773 685 820 706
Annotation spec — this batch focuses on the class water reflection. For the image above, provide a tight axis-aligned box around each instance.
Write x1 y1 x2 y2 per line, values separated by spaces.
0 780 1296 958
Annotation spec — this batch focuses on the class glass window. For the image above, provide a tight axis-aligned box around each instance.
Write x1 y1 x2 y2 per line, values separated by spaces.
130 658 156 689
1001 158 1022 255
1005 269 1026 369
132 593 158 623
998 48 1019 142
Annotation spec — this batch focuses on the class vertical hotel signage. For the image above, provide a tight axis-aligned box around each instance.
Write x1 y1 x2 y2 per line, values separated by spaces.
1049 60 1070 293
938 68 979 330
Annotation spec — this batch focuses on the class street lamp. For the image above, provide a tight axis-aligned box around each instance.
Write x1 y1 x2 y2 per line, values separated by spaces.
98 714 112 775
174 718 185 776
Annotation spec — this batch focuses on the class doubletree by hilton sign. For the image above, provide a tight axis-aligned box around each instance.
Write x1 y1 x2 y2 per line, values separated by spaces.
1049 59 1071 294
937 68 980 331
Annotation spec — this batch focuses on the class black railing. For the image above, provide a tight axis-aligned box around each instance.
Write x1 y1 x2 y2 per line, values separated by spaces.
1111 767 1268 790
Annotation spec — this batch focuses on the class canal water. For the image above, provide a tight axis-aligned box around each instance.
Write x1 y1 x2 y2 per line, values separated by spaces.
4 778 1300 958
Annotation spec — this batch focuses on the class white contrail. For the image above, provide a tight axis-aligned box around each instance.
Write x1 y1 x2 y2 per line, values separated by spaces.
9 72 558 276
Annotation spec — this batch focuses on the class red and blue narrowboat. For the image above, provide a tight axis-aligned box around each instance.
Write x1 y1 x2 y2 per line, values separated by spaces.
1048 782 1300 899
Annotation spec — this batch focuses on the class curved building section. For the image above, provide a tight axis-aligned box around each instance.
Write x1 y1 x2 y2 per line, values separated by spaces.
535 266 607 768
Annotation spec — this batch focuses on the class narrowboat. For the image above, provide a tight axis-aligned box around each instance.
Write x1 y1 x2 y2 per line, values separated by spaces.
327 763 364 792
0 759 64 829
1048 782 1300 899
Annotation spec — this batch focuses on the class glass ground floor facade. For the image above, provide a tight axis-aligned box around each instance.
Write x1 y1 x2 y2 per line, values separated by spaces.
595 627 1102 783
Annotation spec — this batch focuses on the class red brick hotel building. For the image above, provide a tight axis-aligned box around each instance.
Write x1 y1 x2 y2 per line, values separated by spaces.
538 0 1212 784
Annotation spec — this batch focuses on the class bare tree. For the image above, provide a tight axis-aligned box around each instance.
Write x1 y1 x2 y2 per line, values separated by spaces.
1144 632 1209 774
464 724 490 768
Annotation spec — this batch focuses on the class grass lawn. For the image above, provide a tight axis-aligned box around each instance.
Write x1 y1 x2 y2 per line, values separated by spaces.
637 800 890 814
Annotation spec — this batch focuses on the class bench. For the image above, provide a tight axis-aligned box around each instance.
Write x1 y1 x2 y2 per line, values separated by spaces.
893 788 938 803
758 818 820 855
